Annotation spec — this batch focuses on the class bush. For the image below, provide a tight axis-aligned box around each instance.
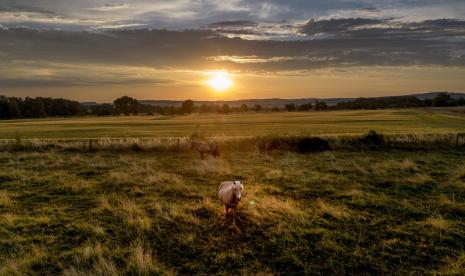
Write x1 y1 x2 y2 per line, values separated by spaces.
297 137 331 153
258 136 331 153
359 130 384 145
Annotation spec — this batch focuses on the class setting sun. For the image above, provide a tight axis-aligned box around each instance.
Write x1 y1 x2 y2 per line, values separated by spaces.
207 71 233 92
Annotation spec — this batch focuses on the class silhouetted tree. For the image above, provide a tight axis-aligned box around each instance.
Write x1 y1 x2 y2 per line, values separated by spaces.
315 102 328 111
433 93 453 107
181 99 195 114
285 103 296 112
113 96 139 115
199 104 212 113
298 102 313 111
0 96 20 119
220 104 231 113
91 104 114 116
456 97 465 106
240 104 248 112
254 104 262 112
22 97 46 118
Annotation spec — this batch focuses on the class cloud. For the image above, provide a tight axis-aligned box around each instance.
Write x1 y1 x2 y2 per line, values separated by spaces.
0 0 464 33
207 20 257 28
299 18 465 40
1 22 464 78
0 7 104 28
0 60 174 88
92 22 147 30
88 3 130 12
300 18 384 35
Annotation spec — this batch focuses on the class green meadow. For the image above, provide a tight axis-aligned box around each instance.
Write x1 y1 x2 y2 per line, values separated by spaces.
1 109 465 139
1 109 465 274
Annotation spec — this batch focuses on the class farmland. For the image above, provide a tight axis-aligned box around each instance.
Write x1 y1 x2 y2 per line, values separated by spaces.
1 109 465 139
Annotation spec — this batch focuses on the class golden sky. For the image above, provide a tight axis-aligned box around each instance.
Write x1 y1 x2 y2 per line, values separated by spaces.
3 65 465 102
1 1 465 101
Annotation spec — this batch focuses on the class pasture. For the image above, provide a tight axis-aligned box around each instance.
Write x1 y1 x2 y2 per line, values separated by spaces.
1 146 465 274
1 109 465 274
1 109 465 139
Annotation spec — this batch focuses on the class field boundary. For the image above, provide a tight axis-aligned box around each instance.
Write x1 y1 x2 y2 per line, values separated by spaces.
2 132 465 153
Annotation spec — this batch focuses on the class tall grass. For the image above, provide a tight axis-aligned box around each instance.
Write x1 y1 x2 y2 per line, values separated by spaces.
1 132 465 153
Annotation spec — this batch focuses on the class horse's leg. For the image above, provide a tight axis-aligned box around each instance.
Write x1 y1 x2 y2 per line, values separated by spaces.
200 152 204 159
232 207 237 224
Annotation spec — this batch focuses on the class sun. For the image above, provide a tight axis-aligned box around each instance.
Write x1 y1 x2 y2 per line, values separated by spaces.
207 71 233 92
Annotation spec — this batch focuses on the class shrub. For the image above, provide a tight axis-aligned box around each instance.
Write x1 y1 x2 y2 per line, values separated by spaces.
297 137 331 153
359 130 384 145
258 136 331 153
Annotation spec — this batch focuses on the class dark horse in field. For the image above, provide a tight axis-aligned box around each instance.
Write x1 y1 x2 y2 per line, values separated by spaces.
190 140 220 159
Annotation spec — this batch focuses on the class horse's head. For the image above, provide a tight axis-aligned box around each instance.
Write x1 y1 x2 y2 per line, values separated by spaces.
232 180 243 202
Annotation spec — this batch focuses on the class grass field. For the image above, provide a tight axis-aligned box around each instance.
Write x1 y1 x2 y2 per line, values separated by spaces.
2 109 465 139
1 146 465 274
1 109 465 274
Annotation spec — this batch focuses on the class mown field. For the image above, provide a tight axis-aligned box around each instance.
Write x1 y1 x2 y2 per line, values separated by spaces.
1 109 465 274
1 109 465 139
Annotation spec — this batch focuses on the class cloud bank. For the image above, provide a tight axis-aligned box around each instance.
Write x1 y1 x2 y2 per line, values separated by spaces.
0 0 464 99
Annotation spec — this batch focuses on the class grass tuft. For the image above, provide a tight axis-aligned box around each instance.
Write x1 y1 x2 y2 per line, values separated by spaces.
0 190 12 207
189 159 230 175
425 215 450 231
317 198 350 219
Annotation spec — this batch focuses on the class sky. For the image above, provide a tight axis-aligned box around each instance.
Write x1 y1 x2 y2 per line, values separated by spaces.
0 0 465 102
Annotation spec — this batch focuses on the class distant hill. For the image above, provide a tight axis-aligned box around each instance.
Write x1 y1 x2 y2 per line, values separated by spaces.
408 92 465 100
139 92 465 108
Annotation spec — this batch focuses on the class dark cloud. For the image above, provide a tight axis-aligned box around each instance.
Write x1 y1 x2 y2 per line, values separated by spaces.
300 18 384 35
207 20 258 28
299 18 465 43
0 17 464 88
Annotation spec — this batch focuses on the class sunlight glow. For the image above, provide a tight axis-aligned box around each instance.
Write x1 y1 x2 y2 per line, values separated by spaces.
207 71 233 92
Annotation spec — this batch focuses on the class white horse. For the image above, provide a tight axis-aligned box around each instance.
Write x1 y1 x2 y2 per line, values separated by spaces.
218 180 243 224
190 140 219 159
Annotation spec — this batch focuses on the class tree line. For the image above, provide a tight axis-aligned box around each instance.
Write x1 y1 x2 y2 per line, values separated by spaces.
1 93 464 119
334 93 465 110
0 96 82 119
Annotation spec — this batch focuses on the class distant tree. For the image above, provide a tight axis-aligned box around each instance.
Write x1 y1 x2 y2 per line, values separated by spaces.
91 104 114 116
254 104 263 112
181 99 195 114
199 104 210 113
0 96 20 119
285 103 296 112
423 99 433 107
433 93 453 107
240 104 248 112
220 104 231 113
271 107 280 112
6 98 21 118
22 98 46 118
113 96 139 115
455 97 465 106
315 102 328 111
298 102 313 111
0 96 8 119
